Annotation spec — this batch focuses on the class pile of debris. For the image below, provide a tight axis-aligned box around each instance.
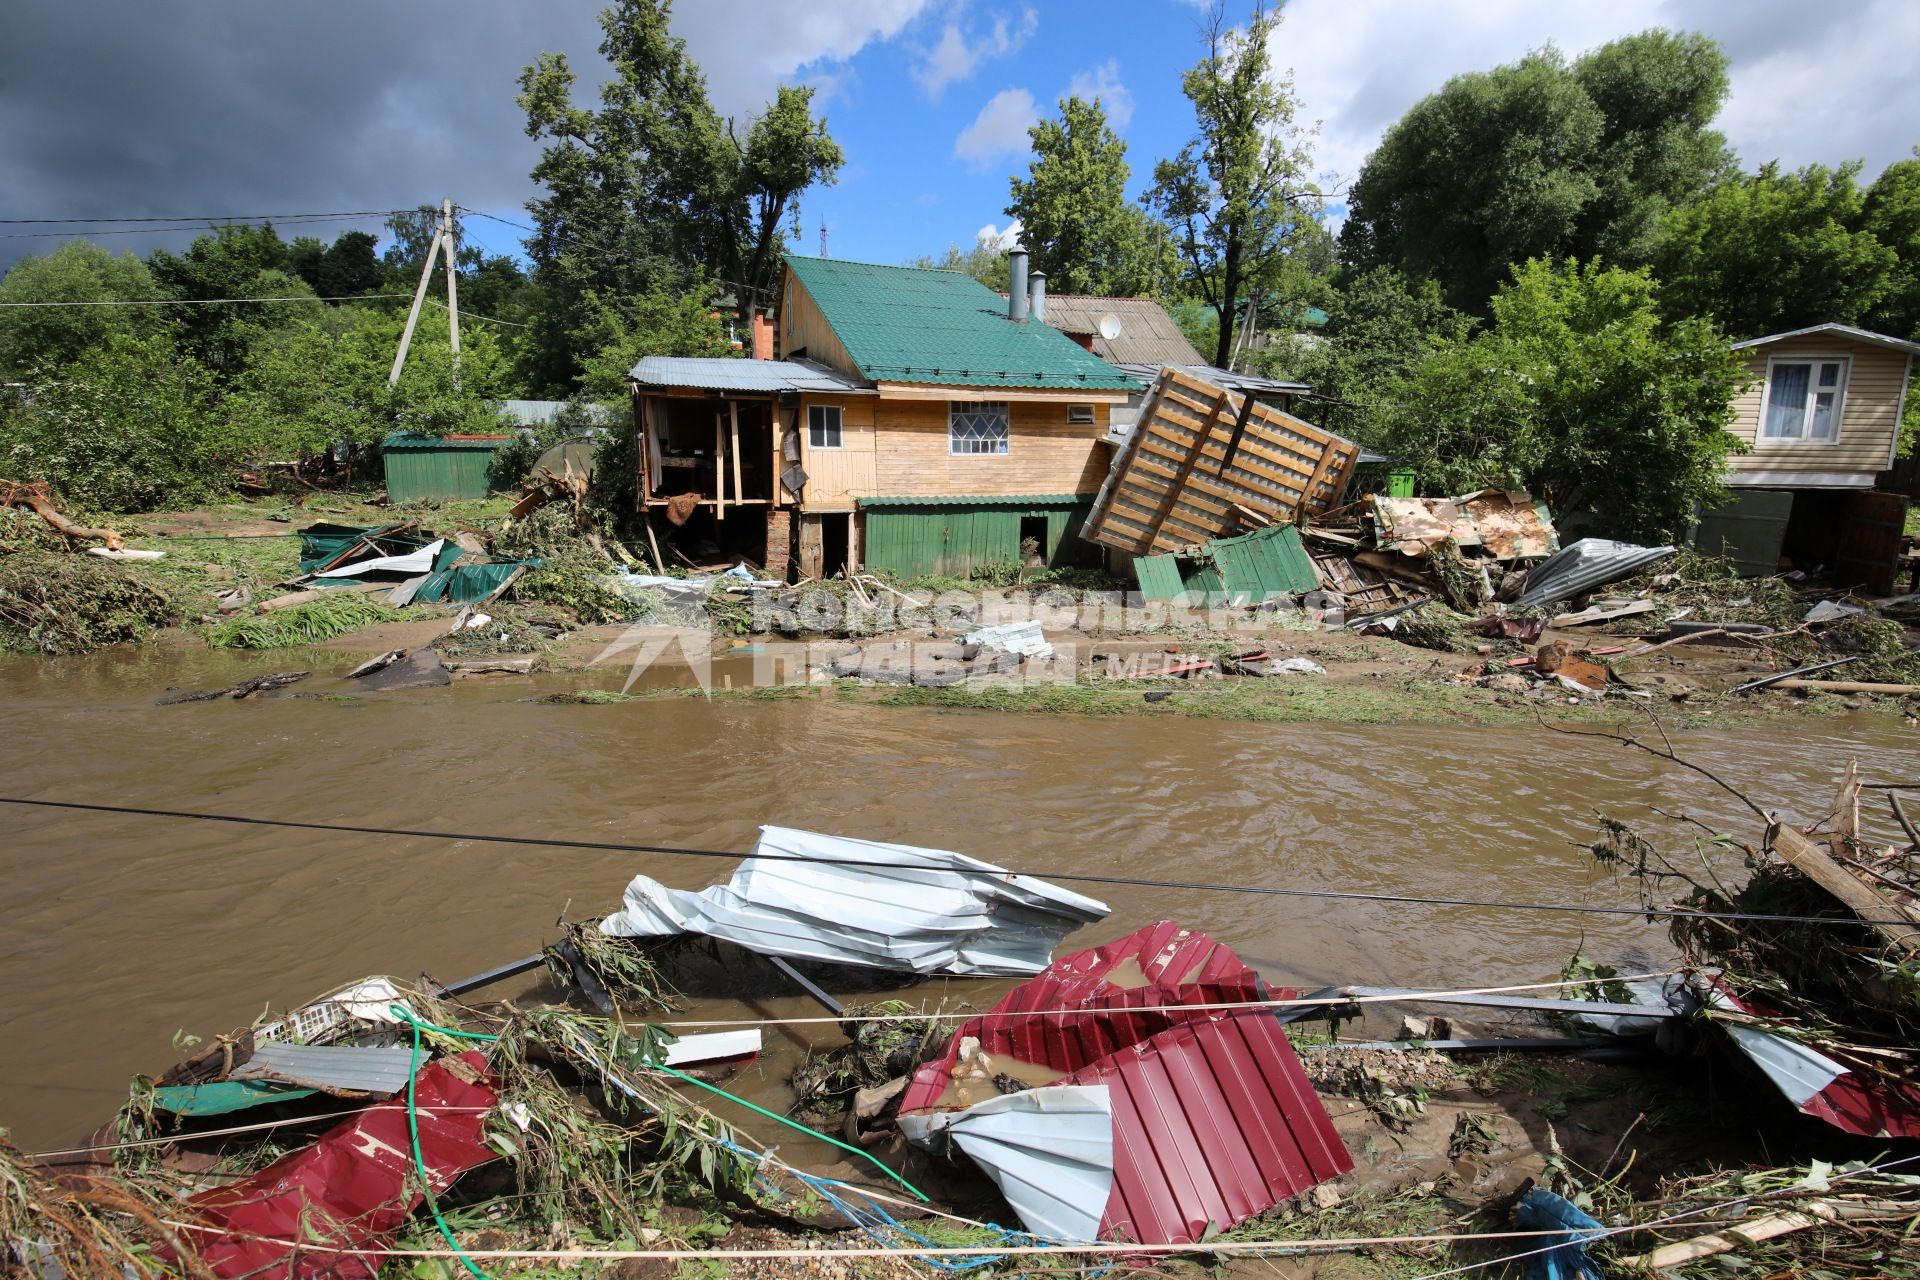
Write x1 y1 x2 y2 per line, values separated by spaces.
13 798 1920 1277
0 483 178 655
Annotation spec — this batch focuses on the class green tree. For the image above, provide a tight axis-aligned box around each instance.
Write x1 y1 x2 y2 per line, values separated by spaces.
1253 265 1472 444
1653 161 1898 337
1863 153 1920 339
148 223 323 377
287 230 383 300
0 331 227 510
907 239 1011 290
517 0 840 389
0 241 161 377
1381 258 1747 541
576 282 733 401
229 305 514 466
1147 3 1322 366
1007 95 1171 296
1342 31 1732 313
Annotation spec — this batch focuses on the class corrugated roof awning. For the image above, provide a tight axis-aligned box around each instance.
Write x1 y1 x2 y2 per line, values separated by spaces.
628 356 874 394
1114 363 1311 395
857 494 1089 507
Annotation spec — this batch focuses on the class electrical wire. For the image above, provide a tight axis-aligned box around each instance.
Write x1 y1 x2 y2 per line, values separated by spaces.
3 794 1915 929
0 293 412 308
0 210 415 226
424 297 527 328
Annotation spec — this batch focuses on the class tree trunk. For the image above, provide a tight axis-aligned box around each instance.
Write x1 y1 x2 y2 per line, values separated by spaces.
1214 239 1241 367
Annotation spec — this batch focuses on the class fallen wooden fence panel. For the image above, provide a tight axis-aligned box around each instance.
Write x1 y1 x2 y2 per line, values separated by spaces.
1083 367 1361 556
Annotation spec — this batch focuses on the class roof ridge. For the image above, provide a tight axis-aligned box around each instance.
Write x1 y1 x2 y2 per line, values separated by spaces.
784 252 967 276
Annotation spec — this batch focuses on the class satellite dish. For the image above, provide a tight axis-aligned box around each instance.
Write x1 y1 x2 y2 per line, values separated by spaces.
1097 313 1125 341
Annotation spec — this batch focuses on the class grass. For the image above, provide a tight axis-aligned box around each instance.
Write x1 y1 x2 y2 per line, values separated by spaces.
204 592 400 649
870 674 1621 727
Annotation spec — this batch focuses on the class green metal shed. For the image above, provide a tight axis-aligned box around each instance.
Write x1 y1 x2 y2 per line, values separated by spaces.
857 495 1097 577
381 432 511 502
1133 524 1319 603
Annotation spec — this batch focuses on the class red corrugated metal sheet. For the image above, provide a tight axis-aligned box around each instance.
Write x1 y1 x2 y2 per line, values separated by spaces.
1067 1013 1350 1243
901 922 1272 1114
182 1051 498 1279
899 922 1350 1243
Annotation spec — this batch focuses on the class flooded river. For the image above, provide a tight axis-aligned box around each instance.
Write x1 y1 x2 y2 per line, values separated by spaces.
0 642 1914 1152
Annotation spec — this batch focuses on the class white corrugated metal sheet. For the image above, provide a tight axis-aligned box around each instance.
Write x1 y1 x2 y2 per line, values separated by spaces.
601 825 1110 975
230 1043 421 1096
628 357 873 393
898 1085 1114 1242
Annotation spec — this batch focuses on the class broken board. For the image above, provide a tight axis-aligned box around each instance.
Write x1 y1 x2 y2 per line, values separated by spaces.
1083 366 1360 556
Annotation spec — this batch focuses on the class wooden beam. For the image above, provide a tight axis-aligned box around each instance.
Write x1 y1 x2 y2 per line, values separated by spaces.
1217 391 1257 475
729 400 744 511
1770 821 1920 952
713 411 725 520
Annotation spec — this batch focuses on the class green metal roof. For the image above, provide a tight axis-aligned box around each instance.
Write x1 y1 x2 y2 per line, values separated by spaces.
858 494 1089 507
784 255 1137 391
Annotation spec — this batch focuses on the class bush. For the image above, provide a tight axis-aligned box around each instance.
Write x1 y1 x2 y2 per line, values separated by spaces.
0 551 177 654
0 333 228 511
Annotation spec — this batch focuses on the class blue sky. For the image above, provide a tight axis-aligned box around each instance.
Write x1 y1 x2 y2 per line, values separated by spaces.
454 0 1920 270
6 0 1917 273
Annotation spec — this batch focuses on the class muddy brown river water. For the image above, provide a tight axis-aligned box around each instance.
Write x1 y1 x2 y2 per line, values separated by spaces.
0 641 1914 1153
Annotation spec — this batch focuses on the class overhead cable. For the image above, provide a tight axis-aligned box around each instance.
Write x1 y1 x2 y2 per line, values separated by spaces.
2 794 1914 929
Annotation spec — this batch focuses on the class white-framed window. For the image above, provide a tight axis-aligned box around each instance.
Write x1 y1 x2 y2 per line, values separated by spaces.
1067 403 1096 425
807 404 843 449
949 400 1010 455
1761 356 1849 442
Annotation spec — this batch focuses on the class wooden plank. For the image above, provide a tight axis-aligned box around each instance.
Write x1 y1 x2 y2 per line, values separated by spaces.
1770 822 1920 952
1135 428 1313 488
1296 433 1344 523
729 400 744 510
1141 391 1230 552
713 411 726 520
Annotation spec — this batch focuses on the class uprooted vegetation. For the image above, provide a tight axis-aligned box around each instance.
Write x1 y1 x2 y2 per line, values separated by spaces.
203 591 400 649
0 549 177 655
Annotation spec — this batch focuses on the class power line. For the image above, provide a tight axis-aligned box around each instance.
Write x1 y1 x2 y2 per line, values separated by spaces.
0 293 412 308
0 209 415 226
425 297 527 328
0 213 421 241
3 794 1913 929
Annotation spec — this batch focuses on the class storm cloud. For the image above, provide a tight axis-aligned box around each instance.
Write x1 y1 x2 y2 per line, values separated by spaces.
0 0 927 266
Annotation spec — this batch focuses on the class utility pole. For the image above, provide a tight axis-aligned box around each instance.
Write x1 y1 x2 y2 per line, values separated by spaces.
440 197 461 391
388 199 458 388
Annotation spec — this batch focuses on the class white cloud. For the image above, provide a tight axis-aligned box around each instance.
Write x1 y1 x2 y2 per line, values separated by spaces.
1066 59 1134 130
913 6 1038 99
1265 0 1920 199
954 87 1040 169
671 0 932 118
976 219 1022 249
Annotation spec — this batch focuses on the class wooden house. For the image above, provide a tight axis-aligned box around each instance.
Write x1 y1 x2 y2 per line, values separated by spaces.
629 251 1136 578
1693 323 1918 590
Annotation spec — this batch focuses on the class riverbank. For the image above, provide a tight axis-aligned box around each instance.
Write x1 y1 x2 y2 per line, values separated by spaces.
5 495 1916 730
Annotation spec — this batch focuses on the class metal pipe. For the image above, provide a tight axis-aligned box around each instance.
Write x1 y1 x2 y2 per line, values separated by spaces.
1028 270 1047 324
1008 246 1029 322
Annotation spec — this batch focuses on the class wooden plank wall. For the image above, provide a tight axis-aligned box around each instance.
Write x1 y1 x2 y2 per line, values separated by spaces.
1084 367 1361 555
871 399 1110 498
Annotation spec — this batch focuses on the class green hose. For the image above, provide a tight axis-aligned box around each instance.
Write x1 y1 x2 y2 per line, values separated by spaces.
385 1001 929 1268
393 1004 497 1280
646 1059 929 1203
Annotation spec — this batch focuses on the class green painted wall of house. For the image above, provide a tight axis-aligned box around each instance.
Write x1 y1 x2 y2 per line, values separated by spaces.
858 498 1097 577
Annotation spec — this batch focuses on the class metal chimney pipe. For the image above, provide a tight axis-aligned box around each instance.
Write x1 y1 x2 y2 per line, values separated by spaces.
1029 270 1048 324
1008 246 1029 322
